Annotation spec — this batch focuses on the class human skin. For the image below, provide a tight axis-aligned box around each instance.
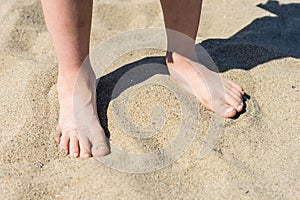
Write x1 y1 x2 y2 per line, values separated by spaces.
41 0 244 158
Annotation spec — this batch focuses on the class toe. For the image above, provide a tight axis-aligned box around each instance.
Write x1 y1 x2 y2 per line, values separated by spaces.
227 90 244 112
91 143 109 157
214 104 237 118
59 132 70 155
224 105 237 118
229 87 244 112
228 79 244 95
80 148 91 159
236 103 244 112
91 135 110 157
227 85 243 100
225 92 242 111
211 99 237 118
79 137 91 158
69 134 79 158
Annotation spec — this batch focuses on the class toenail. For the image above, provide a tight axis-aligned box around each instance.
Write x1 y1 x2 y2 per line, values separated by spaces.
83 154 90 158
73 153 79 158
225 107 234 113
97 145 106 151
237 104 243 110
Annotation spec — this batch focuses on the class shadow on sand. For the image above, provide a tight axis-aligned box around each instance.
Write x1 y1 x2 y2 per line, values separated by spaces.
96 1 300 136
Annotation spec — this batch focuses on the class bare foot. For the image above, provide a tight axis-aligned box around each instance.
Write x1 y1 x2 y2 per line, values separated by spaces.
56 63 110 158
167 52 244 118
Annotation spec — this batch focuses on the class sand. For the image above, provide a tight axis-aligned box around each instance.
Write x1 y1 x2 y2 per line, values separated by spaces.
0 0 299 199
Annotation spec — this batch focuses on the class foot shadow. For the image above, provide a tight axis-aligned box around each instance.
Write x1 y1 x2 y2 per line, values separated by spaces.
199 0 300 72
96 0 300 135
96 56 168 137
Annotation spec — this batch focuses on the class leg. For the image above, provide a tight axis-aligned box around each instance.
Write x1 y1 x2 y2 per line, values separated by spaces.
160 0 244 118
41 0 109 157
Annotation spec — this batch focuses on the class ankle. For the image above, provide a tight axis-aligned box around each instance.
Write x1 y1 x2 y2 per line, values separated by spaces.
57 75 75 97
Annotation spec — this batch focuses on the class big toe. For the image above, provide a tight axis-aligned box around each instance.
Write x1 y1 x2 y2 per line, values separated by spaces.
90 133 110 157
218 105 237 118
225 106 237 118
91 142 110 157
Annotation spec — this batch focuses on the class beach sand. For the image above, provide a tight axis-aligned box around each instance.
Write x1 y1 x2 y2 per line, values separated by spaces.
0 0 299 199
